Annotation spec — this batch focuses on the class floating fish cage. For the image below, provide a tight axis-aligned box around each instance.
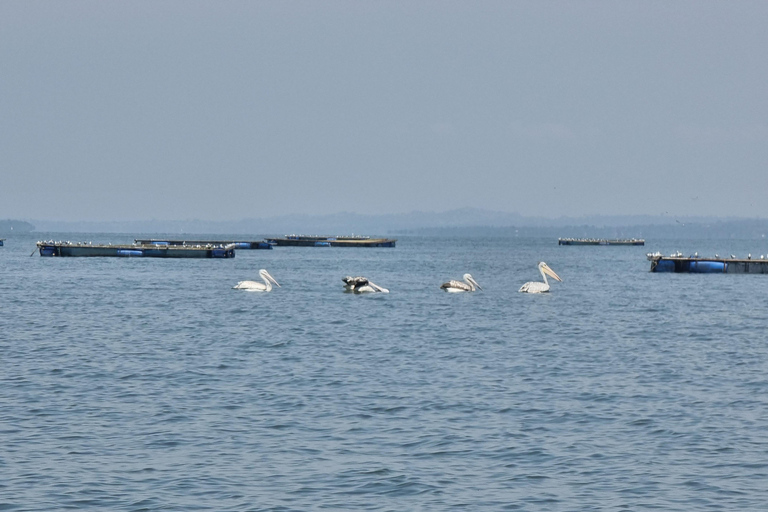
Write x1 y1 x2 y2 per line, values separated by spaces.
134 239 272 249
559 238 644 246
647 253 768 274
37 241 236 258
266 235 396 248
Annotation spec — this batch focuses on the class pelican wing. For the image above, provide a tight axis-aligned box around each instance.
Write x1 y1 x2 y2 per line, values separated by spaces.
441 280 472 292
519 281 550 293
233 280 266 291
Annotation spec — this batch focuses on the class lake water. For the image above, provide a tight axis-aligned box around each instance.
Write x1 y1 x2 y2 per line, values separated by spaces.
2 233 768 510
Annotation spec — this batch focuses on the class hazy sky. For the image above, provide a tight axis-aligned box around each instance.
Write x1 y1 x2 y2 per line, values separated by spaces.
2 1 767 221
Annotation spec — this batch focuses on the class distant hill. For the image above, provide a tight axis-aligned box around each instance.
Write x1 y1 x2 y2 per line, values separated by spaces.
404 220 768 240
26 209 768 239
0 219 35 233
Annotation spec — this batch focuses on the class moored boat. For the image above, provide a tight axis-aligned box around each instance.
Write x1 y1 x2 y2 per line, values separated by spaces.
37 241 236 258
559 238 644 246
135 239 272 249
647 252 768 273
266 235 396 247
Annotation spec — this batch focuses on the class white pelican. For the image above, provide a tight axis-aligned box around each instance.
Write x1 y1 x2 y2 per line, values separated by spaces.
342 276 367 291
440 273 482 293
519 262 562 293
233 269 280 292
342 276 389 294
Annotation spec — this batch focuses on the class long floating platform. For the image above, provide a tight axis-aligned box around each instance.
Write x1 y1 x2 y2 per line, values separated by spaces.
648 254 768 273
37 241 235 258
559 238 644 246
134 239 272 249
265 235 396 248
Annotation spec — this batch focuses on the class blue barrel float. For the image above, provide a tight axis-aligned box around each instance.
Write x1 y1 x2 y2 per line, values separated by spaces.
211 247 235 258
651 258 727 273
116 249 144 257
647 253 754 273
39 244 58 256
651 259 676 272
688 261 726 273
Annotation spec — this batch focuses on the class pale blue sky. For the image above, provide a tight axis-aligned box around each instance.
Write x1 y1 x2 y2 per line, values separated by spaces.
2 1 767 221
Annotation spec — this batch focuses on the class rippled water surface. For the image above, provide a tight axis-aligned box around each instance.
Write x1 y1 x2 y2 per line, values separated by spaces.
2 233 768 510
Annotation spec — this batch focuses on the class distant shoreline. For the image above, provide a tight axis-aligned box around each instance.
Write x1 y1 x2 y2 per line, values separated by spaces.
9 210 768 239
